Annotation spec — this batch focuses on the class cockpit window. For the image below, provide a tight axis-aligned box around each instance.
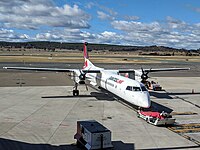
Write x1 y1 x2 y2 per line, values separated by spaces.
141 86 147 91
126 86 132 91
126 86 141 91
132 87 141 91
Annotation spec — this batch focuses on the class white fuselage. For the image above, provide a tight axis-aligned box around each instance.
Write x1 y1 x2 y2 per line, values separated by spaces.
86 67 151 108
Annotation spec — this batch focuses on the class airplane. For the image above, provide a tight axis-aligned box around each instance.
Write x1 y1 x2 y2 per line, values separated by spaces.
3 42 190 108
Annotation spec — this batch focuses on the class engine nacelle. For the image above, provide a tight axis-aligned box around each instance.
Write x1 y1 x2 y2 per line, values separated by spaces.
72 70 86 84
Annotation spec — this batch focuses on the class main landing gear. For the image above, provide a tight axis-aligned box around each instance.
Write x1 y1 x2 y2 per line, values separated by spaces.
73 83 79 96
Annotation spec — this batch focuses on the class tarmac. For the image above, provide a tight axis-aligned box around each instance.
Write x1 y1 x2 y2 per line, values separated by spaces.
0 64 200 149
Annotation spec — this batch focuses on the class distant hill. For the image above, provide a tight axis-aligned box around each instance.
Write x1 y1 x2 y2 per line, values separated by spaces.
0 41 199 56
0 41 141 51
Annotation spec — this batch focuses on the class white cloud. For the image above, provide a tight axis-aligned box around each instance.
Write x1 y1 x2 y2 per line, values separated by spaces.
19 34 30 39
85 2 95 9
86 2 117 21
101 31 117 38
0 28 14 34
111 20 163 33
0 28 30 41
35 28 96 43
124 15 140 21
34 29 122 45
92 31 122 45
0 0 90 29
109 17 200 49
97 11 114 20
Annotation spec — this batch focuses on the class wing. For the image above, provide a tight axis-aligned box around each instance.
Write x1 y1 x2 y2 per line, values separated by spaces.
142 68 190 73
115 68 190 73
3 66 76 72
3 66 102 73
108 68 190 74
3 66 190 74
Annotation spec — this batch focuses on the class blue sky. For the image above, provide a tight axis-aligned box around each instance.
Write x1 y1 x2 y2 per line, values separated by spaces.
1 0 200 49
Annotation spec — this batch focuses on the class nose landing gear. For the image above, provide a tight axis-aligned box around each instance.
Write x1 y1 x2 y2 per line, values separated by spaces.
73 83 79 96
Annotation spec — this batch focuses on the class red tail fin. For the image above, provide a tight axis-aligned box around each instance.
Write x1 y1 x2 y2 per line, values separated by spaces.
83 42 89 59
83 42 89 69
83 42 94 69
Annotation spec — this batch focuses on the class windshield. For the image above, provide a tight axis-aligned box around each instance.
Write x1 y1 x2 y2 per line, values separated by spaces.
126 86 141 91
133 87 141 91
141 86 147 91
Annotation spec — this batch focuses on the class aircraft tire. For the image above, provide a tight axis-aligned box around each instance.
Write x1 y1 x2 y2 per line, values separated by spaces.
73 90 79 96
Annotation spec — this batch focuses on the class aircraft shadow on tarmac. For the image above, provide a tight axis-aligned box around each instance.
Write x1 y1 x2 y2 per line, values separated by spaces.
92 89 174 114
41 95 95 99
149 90 199 112
150 91 200 99
139 145 200 150
41 91 116 101
42 90 174 113
1 138 199 150
90 91 116 101
150 101 173 113
97 89 174 113
0 138 135 150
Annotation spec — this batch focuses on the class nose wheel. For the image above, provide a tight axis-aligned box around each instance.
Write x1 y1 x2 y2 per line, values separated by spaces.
73 83 79 96
73 90 79 96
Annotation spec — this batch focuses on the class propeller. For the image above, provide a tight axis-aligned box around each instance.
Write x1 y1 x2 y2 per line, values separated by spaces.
78 70 89 90
69 70 86 84
77 70 86 84
79 70 86 81
141 68 151 82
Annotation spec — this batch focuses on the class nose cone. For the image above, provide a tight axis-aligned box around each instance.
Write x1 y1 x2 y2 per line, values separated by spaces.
138 93 151 108
142 97 151 108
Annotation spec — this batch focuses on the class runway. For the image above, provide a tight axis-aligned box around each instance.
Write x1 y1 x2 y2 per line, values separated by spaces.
0 61 199 87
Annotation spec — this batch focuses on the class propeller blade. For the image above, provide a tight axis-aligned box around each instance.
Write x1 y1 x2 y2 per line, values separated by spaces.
79 70 86 80
141 67 149 81
141 67 144 74
85 84 88 91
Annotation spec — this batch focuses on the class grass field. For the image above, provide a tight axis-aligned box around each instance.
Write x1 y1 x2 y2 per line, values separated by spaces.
0 51 199 64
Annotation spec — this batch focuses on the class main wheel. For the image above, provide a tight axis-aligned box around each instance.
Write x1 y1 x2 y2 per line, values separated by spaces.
73 90 79 96
76 141 81 148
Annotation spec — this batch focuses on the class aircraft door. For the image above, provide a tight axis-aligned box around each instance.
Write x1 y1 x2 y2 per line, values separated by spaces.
96 73 101 86
97 72 107 89
105 78 108 90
